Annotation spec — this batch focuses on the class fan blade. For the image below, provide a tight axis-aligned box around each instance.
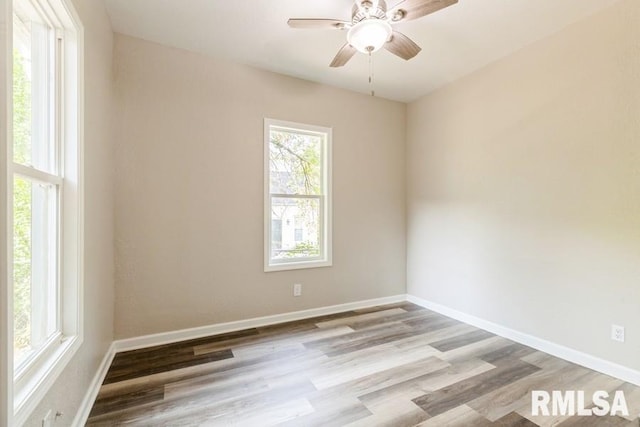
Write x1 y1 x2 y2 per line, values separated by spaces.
287 18 350 30
389 0 457 22
330 44 357 67
385 31 421 60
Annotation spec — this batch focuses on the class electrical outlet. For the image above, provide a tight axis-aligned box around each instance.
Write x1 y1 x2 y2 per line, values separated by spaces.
611 325 625 343
293 283 302 297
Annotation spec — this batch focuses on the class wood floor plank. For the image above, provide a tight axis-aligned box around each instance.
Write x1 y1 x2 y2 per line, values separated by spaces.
403 314 461 330
88 386 164 418
358 357 496 407
557 414 638 426
429 329 496 352
257 310 361 332
303 321 413 354
309 342 442 390
110 328 258 366
413 359 541 416
277 396 372 427
392 322 477 351
193 324 353 356
163 348 325 402
103 377 317 426
97 344 324 401
314 308 408 329
493 412 539 426
345 399 429 427
441 335 515 362
194 324 354 356
478 342 537 365
193 398 316 427
353 301 424 313
347 308 444 331
415 404 494 427
103 348 234 384
312 355 451 413
323 327 425 357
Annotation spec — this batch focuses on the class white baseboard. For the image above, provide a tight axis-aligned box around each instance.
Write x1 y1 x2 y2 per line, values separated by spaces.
71 342 116 427
406 294 640 387
113 294 407 353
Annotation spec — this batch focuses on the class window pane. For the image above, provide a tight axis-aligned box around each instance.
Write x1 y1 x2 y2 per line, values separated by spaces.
13 43 32 166
13 176 59 368
269 129 323 196
13 4 54 172
271 197 321 260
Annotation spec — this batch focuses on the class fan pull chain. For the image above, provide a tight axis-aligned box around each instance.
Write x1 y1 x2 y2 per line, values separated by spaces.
368 49 375 97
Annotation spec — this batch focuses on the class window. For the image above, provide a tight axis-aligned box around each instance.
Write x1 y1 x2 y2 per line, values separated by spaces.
8 0 82 423
264 119 332 271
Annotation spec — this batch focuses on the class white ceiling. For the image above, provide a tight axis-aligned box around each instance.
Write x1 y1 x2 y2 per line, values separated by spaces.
104 0 620 102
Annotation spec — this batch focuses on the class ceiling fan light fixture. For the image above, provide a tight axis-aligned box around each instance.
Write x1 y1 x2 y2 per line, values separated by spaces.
347 19 392 54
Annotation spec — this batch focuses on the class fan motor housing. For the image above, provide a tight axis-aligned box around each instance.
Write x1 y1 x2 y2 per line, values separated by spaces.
352 0 388 24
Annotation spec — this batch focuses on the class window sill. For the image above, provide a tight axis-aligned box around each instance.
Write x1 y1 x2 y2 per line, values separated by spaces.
13 334 82 426
265 259 332 272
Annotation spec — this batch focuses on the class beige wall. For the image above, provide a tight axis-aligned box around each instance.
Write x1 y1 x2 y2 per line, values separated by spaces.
407 0 640 371
113 35 406 339
24 0 115 425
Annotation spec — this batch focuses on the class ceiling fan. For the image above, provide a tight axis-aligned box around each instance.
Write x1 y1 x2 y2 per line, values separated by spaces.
288 0 458 67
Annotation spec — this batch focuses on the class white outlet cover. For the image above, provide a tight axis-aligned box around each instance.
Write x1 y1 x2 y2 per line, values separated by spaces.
611 325 625 343
293 283 302 297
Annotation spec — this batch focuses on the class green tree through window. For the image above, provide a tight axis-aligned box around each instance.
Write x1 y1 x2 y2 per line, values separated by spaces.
13 48 33 360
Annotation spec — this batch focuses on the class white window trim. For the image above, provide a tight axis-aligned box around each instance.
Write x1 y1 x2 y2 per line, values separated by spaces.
1 0 12 425
5 0 84 424
264 118 333 272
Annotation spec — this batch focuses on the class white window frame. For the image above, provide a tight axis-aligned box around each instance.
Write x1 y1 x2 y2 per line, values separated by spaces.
5 0 83 424
1 1 11 425
264 118 332 272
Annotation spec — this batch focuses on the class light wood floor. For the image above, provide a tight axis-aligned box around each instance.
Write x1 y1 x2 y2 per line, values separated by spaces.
87 303 640 426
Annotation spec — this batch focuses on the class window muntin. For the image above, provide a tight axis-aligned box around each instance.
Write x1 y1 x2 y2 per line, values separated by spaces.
265 119 332 271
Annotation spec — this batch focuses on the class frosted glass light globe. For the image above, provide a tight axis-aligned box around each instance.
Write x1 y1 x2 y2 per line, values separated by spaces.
347 19 392 53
